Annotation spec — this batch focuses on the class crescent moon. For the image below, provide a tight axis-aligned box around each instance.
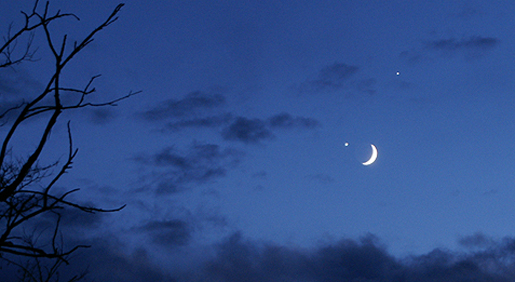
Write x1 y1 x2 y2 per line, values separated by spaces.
362 144 378 166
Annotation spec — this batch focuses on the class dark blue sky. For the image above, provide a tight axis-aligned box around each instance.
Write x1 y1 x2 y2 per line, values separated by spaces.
2 0 515 281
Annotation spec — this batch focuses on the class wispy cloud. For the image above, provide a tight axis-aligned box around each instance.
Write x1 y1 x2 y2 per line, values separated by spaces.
164 113 233 131
299 62 360 93
87 107 118 124
138 90 320 142
401 35 500 62
425 36 499 51
458 232 495 249
267 112 319 129
36 205 106 236
0 67 42 120
0 67 41 97
137 219 191 247
221 117 273 144
139 91 225 121
221 114 320 144
134 143 243 194
313 63 359 89
297 62 377 96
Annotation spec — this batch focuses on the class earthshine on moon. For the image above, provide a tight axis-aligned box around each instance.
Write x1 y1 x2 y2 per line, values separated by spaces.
362 144 378 166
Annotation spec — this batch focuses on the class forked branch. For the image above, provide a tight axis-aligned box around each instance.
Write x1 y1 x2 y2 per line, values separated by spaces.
0 1 133 271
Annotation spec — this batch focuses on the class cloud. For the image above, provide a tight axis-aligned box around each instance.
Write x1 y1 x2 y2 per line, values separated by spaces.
401 35 500 62
5 232 515 281
164 113 233 131
134 143 243 194
198 233 400 282
0 67 41 97
188 233 515 282
299 62 359 93
313 63 359 89
0 224 177 282
59 207 106 229
28 203 107 242
87 107 118 124
221 117 273 144
221 114 320 144
136 89 319 140
297 62 379 96
164 113 320 142
135 109 319 194
0 67 123 126
139 91 225 121
69 238 177 282
138 219 192 247
0 67 41 121
267 112 319 129
458 232 495 249
425 36 499 51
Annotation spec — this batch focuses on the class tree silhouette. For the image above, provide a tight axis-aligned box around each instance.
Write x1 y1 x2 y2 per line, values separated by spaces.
0 0 138 279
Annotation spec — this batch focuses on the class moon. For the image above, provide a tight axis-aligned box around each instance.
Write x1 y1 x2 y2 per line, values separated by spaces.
362 144 378 166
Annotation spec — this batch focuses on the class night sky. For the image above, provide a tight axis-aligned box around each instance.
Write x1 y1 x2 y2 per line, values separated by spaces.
2 1 515 281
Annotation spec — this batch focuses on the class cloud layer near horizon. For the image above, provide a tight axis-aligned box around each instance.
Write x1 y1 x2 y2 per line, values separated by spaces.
184 232 515 282
5 232 514 282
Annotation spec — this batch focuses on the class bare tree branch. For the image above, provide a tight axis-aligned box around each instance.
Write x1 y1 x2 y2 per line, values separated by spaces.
0 0 78 68
0 1 135 279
